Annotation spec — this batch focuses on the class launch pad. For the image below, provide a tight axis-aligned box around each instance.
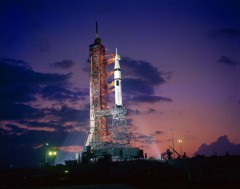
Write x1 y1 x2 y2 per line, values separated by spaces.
81 23 143 162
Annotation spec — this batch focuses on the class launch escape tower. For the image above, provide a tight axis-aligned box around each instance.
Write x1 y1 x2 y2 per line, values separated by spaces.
83 23 142 160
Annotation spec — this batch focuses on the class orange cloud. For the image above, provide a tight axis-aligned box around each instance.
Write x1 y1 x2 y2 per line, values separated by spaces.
33 144 44 149
17 123 55 132
58 145 83 153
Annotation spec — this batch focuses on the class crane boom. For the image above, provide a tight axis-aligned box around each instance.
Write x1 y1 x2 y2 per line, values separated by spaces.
169 146 181 156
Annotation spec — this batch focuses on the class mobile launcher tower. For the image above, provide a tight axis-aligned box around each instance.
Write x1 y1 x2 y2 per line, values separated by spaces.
82 23 143 162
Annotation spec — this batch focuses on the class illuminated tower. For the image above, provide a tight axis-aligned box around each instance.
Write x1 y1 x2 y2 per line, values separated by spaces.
85 23 110 149
82 24 142 161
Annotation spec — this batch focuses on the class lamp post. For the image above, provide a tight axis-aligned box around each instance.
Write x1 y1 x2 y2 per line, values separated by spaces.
178 139 183 155
171 129 175 159
48 149 57 166
48 150 57 157
45 143 49 164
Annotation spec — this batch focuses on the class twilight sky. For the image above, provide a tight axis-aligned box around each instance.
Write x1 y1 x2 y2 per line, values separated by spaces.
1 0 240 168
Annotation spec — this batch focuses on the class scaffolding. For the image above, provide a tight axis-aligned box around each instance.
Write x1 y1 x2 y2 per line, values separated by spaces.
84 23 130 154
110 106 130 148
87 31 110 149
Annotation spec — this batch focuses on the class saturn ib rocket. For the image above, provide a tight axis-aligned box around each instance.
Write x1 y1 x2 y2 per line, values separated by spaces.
114 49 123 107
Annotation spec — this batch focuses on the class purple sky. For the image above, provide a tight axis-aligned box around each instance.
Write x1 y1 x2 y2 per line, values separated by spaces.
1 0 240 167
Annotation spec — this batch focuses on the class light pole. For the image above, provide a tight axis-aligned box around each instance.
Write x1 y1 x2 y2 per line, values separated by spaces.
45 143 49 164
48 149 57 166
48 150 57 157
171 129 175 159
178 139 183 155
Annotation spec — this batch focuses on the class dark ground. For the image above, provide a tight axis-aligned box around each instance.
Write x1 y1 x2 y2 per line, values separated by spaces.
0 156 240 189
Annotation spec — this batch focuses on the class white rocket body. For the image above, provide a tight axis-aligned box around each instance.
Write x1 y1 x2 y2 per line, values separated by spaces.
114 49 123 106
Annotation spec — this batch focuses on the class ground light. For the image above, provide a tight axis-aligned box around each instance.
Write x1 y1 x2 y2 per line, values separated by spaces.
46 149 58 166
178 139 183 155
48 150 57 156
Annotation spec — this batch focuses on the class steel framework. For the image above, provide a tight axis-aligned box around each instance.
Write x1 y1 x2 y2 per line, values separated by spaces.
110 106 130 147
85 23 130 151
85 25 110 149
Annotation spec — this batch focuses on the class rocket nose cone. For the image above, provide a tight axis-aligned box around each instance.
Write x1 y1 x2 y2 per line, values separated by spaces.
114 60 120 69
115 48 121 60
114 48 121 69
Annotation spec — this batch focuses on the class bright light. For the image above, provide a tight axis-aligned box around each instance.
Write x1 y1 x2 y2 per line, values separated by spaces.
64 170 69 173
178 139 183 155
48 150 57 156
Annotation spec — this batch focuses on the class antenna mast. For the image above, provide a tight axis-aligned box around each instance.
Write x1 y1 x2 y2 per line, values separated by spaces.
96 22 99 38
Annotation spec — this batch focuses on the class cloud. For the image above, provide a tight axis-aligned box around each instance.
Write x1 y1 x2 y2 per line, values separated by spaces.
123 78 154 95
1 104 90 135
40 85 87 102
51 60 75 69
127 108 141 115
209 28 240 39
0 58 90 149
120 57 172 104
0 58 71 104
129 95 172 103
131 132 155 145
3 124 27 135
154 130 164 135
195 135 240 156
150 130 164 137
0 103 44 121
130 131 164 145
12 123 55 132
0 59 89 157
122 57 168 85
0 58 85 118
49 105 89 124
58 145 83 153
127 108 163 116
148 108 156 114
217 55 239 66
